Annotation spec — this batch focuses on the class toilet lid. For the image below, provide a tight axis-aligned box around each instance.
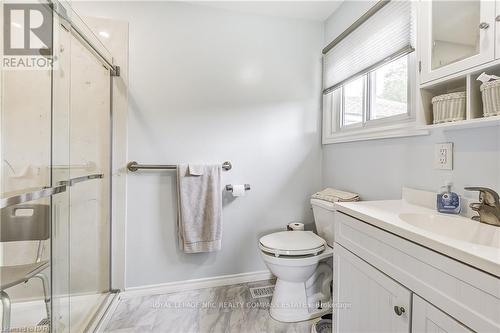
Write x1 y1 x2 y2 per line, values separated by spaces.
259 231 326 256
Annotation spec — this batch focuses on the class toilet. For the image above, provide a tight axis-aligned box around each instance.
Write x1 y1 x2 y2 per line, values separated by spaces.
259 198 336 323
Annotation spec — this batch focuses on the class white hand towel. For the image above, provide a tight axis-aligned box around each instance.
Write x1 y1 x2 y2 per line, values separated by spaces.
188 164 204 176
177 164 222 253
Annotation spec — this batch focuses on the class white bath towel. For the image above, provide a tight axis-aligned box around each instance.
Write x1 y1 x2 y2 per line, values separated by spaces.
177 164 222 253
311 188 360 203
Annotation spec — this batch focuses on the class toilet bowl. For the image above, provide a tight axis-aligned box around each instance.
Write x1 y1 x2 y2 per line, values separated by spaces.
259 199 337 323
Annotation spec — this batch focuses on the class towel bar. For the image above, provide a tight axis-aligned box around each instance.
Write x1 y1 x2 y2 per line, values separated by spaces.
127 161 232 172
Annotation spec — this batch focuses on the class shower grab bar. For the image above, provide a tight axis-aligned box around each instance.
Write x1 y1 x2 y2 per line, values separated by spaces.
58 173 104 186
0 185 67 209
127 161 232 172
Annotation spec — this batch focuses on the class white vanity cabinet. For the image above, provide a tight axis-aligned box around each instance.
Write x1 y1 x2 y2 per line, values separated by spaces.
412 295 472 333
419 0 496 83
333 211 500 333
334 244 411 333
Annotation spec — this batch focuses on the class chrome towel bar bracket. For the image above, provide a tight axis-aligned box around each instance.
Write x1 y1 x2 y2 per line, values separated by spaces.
127 161 232 172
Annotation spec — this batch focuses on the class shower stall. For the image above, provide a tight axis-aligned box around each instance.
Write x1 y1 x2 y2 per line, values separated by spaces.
1 1 119 331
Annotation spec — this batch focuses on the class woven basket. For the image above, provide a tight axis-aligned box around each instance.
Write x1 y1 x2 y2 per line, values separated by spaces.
480 80 500 117
432 92 466 124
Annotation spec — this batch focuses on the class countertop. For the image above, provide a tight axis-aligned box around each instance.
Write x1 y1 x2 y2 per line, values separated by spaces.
334 199 500 277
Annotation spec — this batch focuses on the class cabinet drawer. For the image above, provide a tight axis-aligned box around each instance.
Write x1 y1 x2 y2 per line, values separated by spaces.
335 212 500 333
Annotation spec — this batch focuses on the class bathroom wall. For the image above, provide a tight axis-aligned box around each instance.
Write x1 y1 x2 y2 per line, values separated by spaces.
322 1 500 201
74 2 324 288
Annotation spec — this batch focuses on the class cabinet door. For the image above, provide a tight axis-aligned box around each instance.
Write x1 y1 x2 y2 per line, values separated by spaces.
419 0 495 83
334 244 411 333
412 295 473 333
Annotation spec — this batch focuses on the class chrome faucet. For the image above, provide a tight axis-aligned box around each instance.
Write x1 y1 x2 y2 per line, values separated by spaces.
464 187 500 227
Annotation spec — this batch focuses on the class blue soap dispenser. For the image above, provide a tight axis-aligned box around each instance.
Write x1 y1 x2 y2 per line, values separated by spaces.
437 182 461 214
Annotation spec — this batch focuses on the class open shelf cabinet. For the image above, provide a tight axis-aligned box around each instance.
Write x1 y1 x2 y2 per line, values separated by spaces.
418 62 500 130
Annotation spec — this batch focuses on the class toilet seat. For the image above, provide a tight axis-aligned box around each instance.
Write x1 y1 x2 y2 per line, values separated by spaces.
261 246 333 267
259 231 326 257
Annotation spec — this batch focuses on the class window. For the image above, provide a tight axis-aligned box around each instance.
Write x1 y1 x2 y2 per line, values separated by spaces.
370 55 408 121
337 54 410 130
321 1 425 144
342 76 365 127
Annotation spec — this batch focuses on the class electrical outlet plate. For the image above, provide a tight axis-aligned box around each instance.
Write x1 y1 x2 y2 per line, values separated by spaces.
434 142 453 170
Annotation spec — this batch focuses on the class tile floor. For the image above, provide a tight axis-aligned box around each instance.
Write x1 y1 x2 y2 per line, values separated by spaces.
104 280 322 333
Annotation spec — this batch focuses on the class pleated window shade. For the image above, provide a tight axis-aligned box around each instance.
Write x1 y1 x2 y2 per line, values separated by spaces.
323 1 415 92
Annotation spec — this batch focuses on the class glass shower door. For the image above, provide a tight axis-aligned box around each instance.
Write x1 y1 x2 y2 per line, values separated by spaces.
2 3 113 331
1 4 71 333
52 9 112 331
51 15 72 333
66 26 111 332
52 11 112 331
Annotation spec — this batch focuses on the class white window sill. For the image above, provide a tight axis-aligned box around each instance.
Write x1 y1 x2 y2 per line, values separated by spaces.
322 122 429 145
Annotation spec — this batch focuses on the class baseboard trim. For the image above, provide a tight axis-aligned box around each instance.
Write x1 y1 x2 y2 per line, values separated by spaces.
122 270 273 299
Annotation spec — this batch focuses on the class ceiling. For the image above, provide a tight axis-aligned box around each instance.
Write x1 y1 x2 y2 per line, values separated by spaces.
191 1 344 21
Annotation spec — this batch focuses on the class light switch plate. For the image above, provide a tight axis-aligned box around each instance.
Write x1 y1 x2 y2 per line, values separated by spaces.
434 142 453 170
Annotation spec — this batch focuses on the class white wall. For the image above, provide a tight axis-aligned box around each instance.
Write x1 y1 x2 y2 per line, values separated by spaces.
322 127 500 200
322 1 500 201
74 2 324 288
323 0 376 44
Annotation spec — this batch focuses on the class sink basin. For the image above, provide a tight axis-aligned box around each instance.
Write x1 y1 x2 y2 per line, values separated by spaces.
399 213 500 248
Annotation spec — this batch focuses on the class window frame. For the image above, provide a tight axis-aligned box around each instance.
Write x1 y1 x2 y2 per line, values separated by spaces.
322 51 426 144
336 52 415 133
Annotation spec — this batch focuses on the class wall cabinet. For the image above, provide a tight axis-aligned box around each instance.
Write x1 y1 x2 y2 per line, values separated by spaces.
333 212 500 333
334 245 411 333
417 0 500 128
419 0 496 83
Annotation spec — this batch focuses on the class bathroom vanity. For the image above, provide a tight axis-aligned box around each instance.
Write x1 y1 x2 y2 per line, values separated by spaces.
332 189 500 333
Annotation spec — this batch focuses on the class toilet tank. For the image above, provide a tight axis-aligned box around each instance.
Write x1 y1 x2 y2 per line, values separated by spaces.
311 199 336 247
